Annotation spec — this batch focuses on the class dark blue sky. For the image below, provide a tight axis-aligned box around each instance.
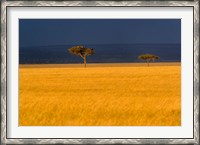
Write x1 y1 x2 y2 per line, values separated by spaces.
19 19 181 47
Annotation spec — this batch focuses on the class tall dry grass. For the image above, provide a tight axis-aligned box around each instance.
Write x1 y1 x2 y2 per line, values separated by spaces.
19 63 181 126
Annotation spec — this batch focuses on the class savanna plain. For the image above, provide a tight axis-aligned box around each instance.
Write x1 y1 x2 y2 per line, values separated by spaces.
19 63 181 126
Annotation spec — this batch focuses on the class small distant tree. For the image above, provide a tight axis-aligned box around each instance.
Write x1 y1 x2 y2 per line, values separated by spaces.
68 45 95 67
138 54 159 66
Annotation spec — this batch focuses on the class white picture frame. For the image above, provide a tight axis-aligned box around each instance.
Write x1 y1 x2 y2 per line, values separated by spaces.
1 0 199 144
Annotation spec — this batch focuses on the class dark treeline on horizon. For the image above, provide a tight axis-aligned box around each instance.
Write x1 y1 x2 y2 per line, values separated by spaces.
19 43 181 64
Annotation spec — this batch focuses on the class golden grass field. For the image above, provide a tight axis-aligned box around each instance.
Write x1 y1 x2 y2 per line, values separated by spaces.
19 63 181 126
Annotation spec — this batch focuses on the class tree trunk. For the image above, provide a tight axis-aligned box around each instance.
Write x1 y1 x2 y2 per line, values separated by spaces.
147 60 150 67
84 57 86 68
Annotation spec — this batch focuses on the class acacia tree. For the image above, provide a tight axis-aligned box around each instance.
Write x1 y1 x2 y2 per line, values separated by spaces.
68 45 95 67
138 54 159 66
